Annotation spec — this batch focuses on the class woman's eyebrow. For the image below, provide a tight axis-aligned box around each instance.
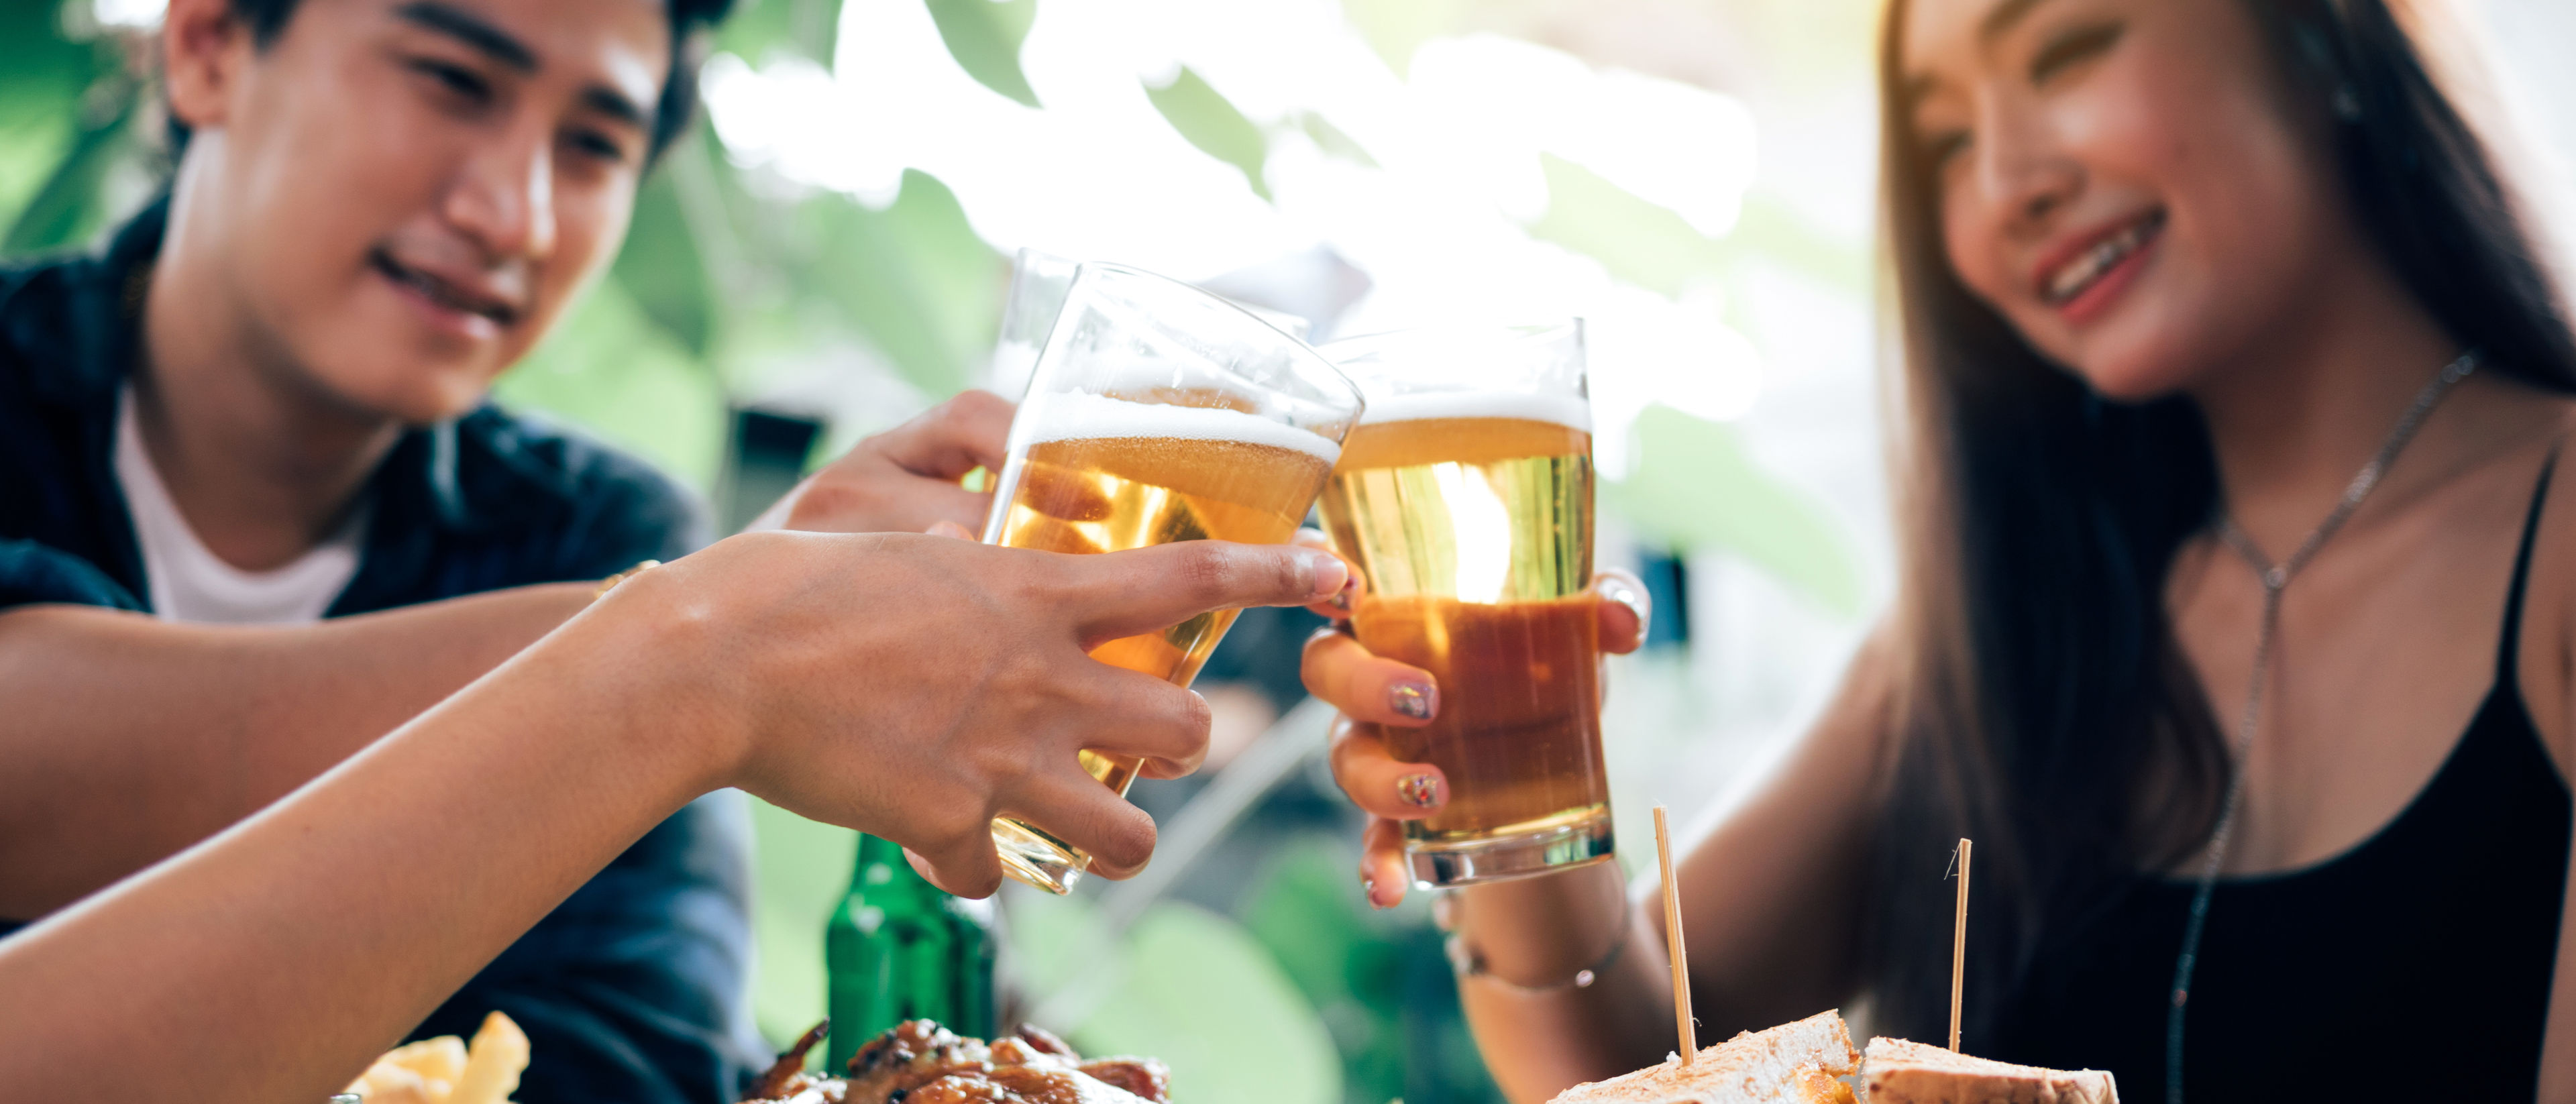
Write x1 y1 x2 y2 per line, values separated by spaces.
1979 0 2057 44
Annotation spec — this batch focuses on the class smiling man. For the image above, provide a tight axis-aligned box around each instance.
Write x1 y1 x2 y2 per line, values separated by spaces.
0 0 1016 1101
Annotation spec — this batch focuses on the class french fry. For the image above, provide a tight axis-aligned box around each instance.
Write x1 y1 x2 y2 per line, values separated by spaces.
449 1011 530 1104
384 1035 469 1097
345 1060 436 1104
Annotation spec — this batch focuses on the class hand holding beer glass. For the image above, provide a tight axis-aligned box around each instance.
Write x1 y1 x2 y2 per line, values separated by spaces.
1315 323 1629 889
983 263 1364 894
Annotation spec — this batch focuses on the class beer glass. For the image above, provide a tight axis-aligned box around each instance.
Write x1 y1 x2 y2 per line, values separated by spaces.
989 249 1312 400
1318 323 1610 887
983 262 1365 894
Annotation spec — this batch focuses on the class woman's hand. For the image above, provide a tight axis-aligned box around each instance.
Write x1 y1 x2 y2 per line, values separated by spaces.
1292 531 1650 907
618 529 1347 898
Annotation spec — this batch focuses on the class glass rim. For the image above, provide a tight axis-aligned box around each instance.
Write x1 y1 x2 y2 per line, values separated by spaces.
1029 260 1365 421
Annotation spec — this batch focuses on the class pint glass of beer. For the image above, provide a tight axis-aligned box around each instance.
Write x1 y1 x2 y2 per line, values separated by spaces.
1318 323 1609 887
983 263 1364 894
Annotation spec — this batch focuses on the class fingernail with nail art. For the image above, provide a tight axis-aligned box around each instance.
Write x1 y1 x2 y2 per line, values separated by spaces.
1389 680 1435 720
1398 773 1444 809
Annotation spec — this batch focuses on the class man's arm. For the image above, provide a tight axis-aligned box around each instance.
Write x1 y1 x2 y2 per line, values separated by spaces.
0 586 590 918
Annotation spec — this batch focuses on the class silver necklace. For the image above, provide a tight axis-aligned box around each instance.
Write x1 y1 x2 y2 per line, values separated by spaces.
2163 351 2478 1103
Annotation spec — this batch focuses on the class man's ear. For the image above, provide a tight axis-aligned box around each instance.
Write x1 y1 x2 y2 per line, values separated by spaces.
163 0 253 132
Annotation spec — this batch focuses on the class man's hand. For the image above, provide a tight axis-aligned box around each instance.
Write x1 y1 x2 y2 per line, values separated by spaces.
647 533 1349 898
748 391 1014 537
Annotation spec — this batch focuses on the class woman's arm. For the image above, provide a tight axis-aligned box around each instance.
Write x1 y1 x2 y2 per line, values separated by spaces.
0 530 1346 1103
1310 608 1894 1103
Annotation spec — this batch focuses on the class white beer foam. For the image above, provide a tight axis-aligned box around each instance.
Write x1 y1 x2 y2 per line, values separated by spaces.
1023 390 1344 463
1357 390 1593 432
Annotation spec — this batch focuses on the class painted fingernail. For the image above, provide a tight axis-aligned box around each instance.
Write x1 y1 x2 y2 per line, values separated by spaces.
1389 680 1436 720
1397 773 1444 809
1599 573 1652 637
1361 875 1381 905
1330 573 1356 612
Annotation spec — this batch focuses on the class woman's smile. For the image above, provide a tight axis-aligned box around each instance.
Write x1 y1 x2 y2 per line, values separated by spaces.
2034 206 2165 323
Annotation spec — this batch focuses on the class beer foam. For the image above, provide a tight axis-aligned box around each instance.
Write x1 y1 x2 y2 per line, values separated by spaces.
1022 390 1344 463
1358 390 1593 432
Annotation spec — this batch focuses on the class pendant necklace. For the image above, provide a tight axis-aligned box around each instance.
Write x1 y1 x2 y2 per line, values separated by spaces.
2163 351 2478 1104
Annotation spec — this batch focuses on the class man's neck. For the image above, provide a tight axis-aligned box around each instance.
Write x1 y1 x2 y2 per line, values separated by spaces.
2188 244 2548 561
137 237 402 573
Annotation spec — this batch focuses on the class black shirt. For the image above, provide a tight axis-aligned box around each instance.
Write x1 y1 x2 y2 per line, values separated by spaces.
0 201 763 1103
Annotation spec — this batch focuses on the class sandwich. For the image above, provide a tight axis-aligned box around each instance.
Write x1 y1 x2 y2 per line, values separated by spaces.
1860 1037 2116 1104
1548 1009 1860 1104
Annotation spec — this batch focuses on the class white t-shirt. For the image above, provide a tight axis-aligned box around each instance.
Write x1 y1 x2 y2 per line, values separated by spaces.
115 388 368 625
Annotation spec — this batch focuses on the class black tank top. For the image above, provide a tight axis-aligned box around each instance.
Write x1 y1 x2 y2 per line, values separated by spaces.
1989 459 2574 1101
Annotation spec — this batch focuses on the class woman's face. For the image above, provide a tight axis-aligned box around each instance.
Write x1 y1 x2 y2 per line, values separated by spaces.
1901 0 2347 400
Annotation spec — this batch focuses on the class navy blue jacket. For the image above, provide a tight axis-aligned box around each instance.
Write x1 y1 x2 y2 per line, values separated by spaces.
0 203 762 1103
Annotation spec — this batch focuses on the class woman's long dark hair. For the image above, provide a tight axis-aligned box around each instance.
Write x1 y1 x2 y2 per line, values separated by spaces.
1864 0 2576 1045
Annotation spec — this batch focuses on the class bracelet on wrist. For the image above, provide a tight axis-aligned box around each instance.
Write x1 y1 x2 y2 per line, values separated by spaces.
1442 886 1633 993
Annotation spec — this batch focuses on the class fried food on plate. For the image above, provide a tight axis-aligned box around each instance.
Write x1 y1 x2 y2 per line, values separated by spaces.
741 1019 1171 1104
343 1011 528 1104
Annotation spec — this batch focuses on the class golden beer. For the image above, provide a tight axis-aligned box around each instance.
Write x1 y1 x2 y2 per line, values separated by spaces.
985 395 1340 889
1320 394 1611 885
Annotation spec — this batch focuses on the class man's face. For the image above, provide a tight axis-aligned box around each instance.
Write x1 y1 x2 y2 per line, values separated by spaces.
173 0 669 423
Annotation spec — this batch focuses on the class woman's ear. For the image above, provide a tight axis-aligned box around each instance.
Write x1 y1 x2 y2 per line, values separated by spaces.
162 0 254 133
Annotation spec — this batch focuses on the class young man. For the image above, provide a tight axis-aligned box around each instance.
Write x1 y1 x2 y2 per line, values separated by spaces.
0 0 1014 1099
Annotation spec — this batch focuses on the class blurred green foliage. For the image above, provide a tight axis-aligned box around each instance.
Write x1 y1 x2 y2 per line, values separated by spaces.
1608 404 1863 616
1146 66 1274 202
928 0 1041 107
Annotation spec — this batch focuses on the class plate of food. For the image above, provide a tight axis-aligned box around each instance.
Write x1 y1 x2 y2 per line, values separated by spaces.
742 1019 1170 1104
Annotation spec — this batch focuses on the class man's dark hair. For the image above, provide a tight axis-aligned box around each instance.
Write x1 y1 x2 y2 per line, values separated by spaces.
172 0 736 164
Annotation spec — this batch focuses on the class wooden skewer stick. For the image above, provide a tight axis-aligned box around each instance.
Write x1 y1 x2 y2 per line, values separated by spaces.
1654 806 1697 1063
1950 836 1973 1053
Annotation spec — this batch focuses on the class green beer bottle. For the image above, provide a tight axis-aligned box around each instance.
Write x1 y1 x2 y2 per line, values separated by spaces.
823 834 998 1071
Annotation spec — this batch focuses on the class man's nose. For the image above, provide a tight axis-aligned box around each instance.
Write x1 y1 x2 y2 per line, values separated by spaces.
443 123 557 262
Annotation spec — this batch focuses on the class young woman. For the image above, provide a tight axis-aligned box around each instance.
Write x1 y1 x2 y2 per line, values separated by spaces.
1304 0 2576 1099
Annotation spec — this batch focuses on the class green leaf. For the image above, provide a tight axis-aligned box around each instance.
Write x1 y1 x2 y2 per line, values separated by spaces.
716 0 847 66
1604 404 1862 616
1334 0 1470 78
611 168 716 357
926 0 1040 108
798 169 1005 396
1143 66 1271 203
1290 110 1377 168
493 278 728 494
1526 154 1733 298
1528 156 1866 304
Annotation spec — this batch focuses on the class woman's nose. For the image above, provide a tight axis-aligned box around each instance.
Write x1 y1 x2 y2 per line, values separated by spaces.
1975 99 2082 235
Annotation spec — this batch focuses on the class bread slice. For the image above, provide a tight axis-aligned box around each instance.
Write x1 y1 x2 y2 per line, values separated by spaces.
1860 1037 2116 1104
1550 1009 1861 1104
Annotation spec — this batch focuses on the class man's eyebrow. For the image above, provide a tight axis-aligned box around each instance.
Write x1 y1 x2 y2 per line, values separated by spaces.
580 86 651 131
393 1 537 73
1979 0 2053 43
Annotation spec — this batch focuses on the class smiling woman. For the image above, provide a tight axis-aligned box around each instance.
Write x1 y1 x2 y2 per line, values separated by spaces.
1872 0 2576 1097
1293 0 2576 1101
